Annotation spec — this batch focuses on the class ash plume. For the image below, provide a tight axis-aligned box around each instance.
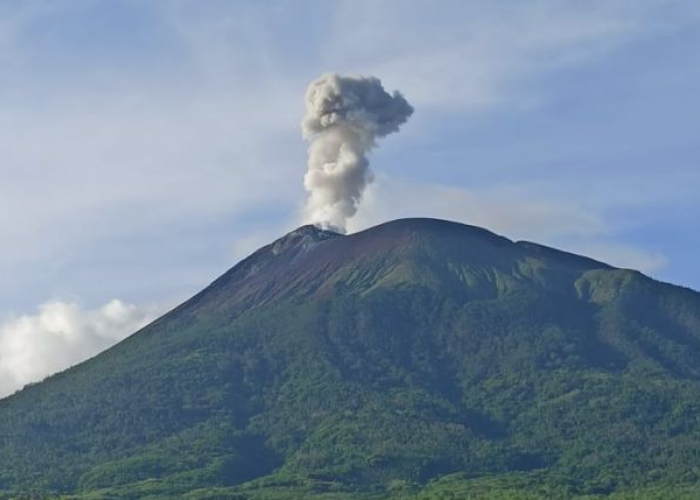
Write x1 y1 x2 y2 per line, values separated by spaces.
301 74 413 233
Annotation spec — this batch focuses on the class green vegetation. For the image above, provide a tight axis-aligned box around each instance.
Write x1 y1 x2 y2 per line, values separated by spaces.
1 219 699 499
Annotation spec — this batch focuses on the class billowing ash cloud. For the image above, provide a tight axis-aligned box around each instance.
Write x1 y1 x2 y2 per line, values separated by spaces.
302 74 413 233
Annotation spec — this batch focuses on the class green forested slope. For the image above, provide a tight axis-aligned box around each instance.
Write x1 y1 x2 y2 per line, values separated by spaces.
1 219 699 499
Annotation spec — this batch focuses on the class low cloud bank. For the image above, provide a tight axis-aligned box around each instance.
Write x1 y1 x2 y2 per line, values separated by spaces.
0 299 161 398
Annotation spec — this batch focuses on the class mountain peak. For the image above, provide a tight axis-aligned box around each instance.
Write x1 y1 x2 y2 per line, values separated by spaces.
2 218 700 497
186 218 613 316
270 224 341 257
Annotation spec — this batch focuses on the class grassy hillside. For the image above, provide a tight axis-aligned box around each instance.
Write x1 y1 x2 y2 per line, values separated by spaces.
1 219 699 498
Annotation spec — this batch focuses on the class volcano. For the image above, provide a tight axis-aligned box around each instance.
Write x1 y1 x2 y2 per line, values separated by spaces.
1 218 700 499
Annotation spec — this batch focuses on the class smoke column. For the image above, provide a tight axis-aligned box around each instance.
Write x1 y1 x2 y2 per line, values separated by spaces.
302 74 414 233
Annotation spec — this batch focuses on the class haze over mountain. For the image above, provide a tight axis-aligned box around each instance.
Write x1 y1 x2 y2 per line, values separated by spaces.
1 218 700 499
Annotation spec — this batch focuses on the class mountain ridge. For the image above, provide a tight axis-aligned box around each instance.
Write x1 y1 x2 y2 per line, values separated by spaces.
1 218 699 499
184 218 615 314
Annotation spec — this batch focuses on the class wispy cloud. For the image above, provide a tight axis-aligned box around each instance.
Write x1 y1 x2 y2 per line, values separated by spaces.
572 242 668 274
0 2 309 308
349 176 607 240
0 0 692 300
349 176 667 275
328 0 700 111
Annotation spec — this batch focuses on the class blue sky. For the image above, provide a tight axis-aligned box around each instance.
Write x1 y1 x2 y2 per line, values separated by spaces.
0 0 699 395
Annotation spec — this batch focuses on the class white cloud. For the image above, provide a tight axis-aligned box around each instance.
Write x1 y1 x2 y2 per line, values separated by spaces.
0 299 163 398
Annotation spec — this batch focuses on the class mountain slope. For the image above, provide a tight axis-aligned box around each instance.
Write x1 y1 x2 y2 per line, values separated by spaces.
1 218 700 499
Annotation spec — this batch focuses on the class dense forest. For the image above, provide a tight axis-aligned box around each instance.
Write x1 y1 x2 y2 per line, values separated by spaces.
1 219 699 499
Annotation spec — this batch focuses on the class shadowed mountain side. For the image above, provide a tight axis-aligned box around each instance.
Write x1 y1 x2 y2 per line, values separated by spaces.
1 218 699 499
